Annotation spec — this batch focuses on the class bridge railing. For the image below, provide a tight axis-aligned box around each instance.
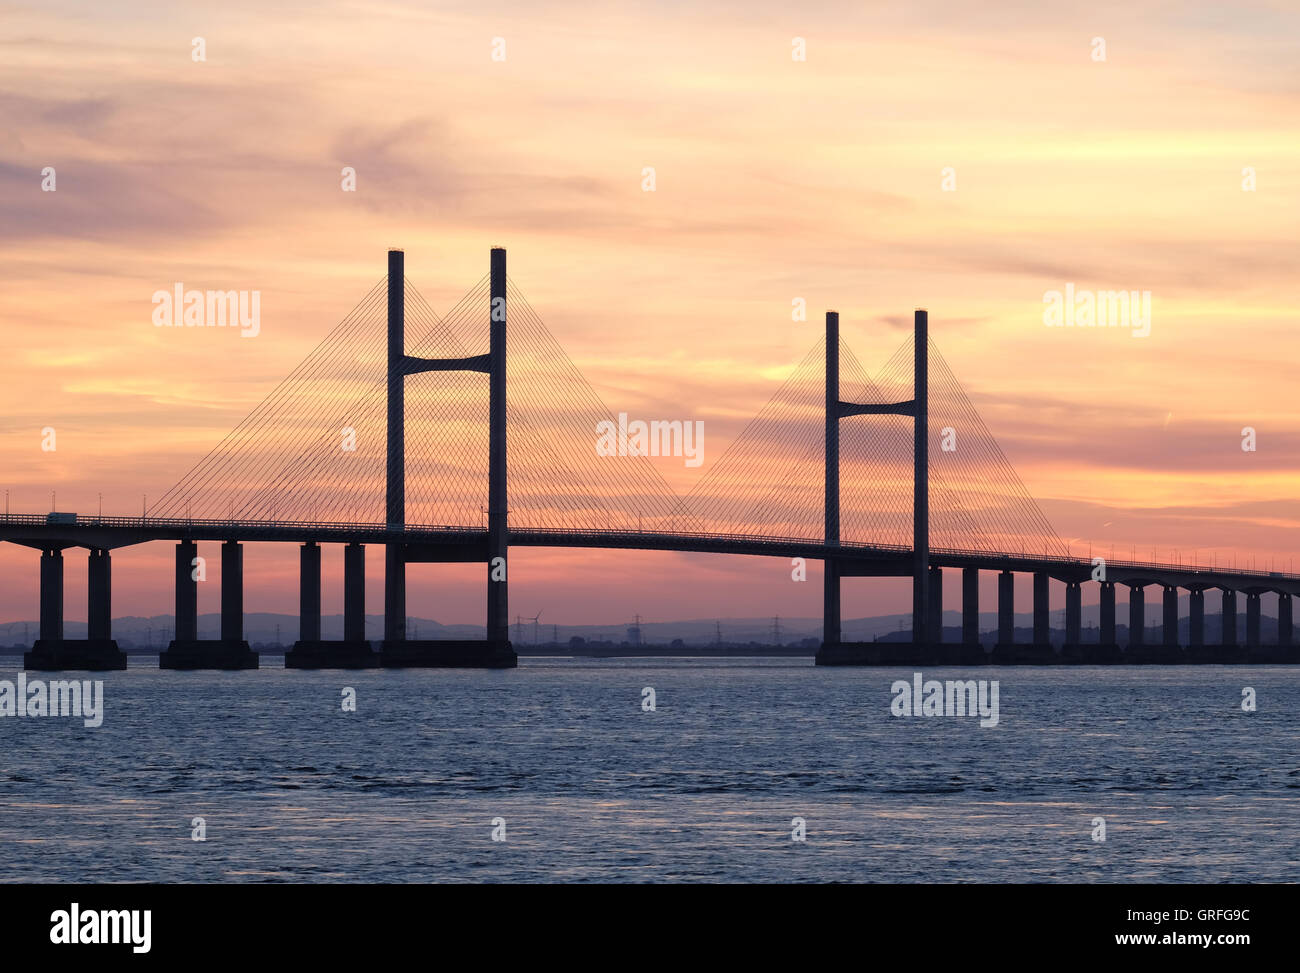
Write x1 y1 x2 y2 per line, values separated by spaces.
0 513 472 533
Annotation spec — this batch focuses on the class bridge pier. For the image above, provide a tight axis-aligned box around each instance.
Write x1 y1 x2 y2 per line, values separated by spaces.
1222 589 1237 646
1279 593 1293 647
996 569 1013 644
174 541 197 640
288 542 379 668
1191 586 1244 661
990 569 1019 661
1246 592 1261 647
1132 583 1183 662
345 543 367 641
25 546 126 671
822 556 841 647
928 566 942 643
1032 572 1048 645
962 567 979 647
1060 580 1082 659
1163 586 1178 646
161 540 256 670
299 542 321 642
383 543 405 643
39 548 63 641
1028 572 1054 660
1099 581 1116 648
88 548 110 641
1078 580 1120 662
1126 583 1145 652
1241 590 1284 662
1189 588 1205 647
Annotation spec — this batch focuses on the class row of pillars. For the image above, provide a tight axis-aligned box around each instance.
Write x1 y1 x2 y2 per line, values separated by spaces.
36 541 367 644
40 548 112 641
924 566 1294 648
37 544 1297 650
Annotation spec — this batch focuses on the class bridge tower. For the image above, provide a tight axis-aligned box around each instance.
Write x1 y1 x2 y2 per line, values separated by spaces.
378 248 516 668
816 308 940 665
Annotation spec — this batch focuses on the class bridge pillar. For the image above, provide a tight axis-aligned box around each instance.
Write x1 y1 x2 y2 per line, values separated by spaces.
88 548 111 641
1189 588 1205 647
385 248 406 645
1162 585 1179 648
38 548 64 641
25 546 126 671
299 542 320 642
1279 593 1293 647
161 539 256 670
822 557 841 647
384 546 405 642
1032 572 1049 648
345 543 366 642
816 310 847 665
287 541 379 669
962 567 979 646
911 309 929 645
1246 592 1261 647
927 566 942 643
175 541 198 642
221 540 244 642
1127 584 1145 648
820 310 841 659
1100 581 1116 649
1065 581 1081 647
1221 589 1237 646
485 246 511 654
997 570 1014 646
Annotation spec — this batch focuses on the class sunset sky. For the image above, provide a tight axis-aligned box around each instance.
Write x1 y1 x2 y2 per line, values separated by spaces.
2 0 1298 629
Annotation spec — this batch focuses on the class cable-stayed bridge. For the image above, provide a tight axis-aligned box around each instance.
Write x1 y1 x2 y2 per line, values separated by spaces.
2 249 1295 669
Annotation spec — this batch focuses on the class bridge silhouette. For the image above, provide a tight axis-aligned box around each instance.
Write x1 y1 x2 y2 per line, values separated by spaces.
3 248 1295 670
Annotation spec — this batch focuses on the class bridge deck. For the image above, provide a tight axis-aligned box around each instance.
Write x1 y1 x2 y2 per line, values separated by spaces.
2 515 1295 594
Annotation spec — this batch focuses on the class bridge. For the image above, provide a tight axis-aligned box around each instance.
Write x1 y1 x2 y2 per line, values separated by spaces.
3 249 1295 669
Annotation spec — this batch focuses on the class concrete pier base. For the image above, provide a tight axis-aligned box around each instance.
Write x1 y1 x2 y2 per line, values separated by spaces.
1124 643 1184 664
1179 644 1246 664
989 642 1058 665
285 640 380 669
1060 643 1123 664
380 639 516 669
24 638 127 671
160 639 258 670
815 641 986 666
1243 644 1293 664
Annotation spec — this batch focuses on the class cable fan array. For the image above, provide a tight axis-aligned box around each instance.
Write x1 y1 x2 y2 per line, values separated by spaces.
151 275 1064 558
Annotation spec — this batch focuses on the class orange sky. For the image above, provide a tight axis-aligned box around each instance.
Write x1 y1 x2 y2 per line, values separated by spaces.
2 0 1298 626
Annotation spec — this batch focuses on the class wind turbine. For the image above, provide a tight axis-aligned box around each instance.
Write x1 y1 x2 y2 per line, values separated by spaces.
528 610 543 645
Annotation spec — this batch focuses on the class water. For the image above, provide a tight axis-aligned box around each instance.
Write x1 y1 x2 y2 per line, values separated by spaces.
1 657 1297 882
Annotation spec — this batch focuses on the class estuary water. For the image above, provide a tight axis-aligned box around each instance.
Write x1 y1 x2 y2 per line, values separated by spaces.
1 657 1296 883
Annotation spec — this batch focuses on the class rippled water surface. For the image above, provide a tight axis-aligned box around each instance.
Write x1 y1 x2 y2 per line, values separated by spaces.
1 657 1297 882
